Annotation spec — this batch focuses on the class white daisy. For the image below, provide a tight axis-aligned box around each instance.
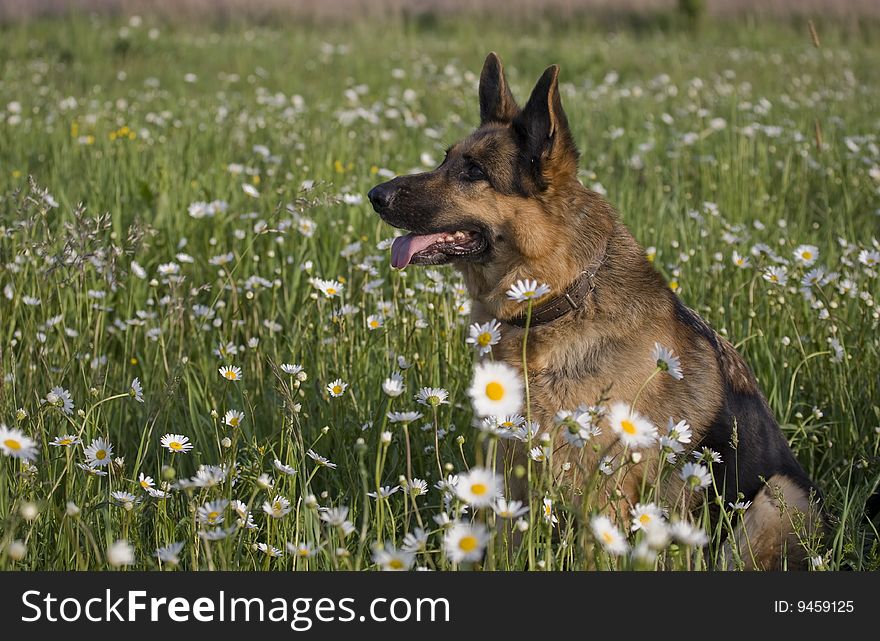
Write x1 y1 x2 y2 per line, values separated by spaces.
858 248 879 267
468 361 523 418
728 500 752 514
326 379 348 397
443 522 489 563
529 446 549 463
693 447 723 464
652 342 683 380
493 499 529 519
382 372 405 397
680 462 712 490
630 502 665 532
307 449 337 469
366 314 384 330
386 411 423 424
319 506 351 528
287 542 319 558
669 520 709 547
454 467 501 507
667 418 692 444
465 319 501 355
107 540 135 567
111 491 138 509
129 377 144 403
372 544 414 571
262 495 292 519
197 500 228 526
542 496 558 525
506 279 551 303
138 473 155 491
160 433 193 454
273 459 297 476
47 434 77 448
402 528 428 553
367 485 400 499
415 387 449 407
281 363 305 377
0 425 38 461
313 278 344 298
763 266 788 286
555 407 599 448
219 365 243 381
793 244 819 266
407 478 428 497
591 515 629 555
83 437 113 467
155 542 184 565
224 409 244 428
44 386 74 415
256 543 283 557
607 403 658 449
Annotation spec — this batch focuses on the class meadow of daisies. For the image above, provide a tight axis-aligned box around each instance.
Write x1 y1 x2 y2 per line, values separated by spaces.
0 13 878 571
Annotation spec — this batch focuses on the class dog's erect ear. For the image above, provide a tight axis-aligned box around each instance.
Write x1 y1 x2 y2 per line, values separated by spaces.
513 65 579 184
479 52 519 125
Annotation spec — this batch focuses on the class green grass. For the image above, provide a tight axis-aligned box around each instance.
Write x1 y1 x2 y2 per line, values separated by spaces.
0 14 878 571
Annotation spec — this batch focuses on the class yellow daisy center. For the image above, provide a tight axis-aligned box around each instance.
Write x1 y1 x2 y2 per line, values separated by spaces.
477 332 492 346
388 558 404 570
458 535 478 553
326 287 337 296
59 438 72 445
208 511 219 522
524 290 535 298
485 381 504 401
298 549 309 557
332 385 342 395
95 449 107 460
273 502 282 511
224 371 237 380
602 531 614 545
229 418 239 426
470 483 487 496
620 419 637 435
639 514 651 524
140 480 150 488
4 438 21 450
802 251 812 260
369 320 379 328
169 441 183 451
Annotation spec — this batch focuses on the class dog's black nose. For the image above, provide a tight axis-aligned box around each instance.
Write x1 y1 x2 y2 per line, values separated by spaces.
368 183 393 211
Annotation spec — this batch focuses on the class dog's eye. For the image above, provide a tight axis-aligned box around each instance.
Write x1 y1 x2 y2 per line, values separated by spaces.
461 162 487 183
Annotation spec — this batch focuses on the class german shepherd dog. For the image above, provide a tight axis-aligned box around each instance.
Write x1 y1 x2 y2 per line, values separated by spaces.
368 53 823 569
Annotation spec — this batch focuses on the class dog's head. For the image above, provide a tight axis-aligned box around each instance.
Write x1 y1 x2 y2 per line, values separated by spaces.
368 53 584 273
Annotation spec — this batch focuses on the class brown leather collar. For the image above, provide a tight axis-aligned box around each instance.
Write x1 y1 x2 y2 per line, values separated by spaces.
505 243 608 329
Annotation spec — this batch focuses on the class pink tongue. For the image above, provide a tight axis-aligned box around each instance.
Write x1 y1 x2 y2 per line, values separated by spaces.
391 232 446 269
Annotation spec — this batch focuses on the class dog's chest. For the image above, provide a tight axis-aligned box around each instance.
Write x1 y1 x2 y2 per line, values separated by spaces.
496 329 656 421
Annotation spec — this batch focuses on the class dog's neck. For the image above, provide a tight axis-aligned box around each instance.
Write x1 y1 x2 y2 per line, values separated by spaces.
458 184 617 325
503 238 609 328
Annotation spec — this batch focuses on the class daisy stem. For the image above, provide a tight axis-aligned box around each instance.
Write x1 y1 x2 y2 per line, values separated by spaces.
432 405 443 479
630 367 660 413
522 301 533 423
403 423 413 485
80 392 130 431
